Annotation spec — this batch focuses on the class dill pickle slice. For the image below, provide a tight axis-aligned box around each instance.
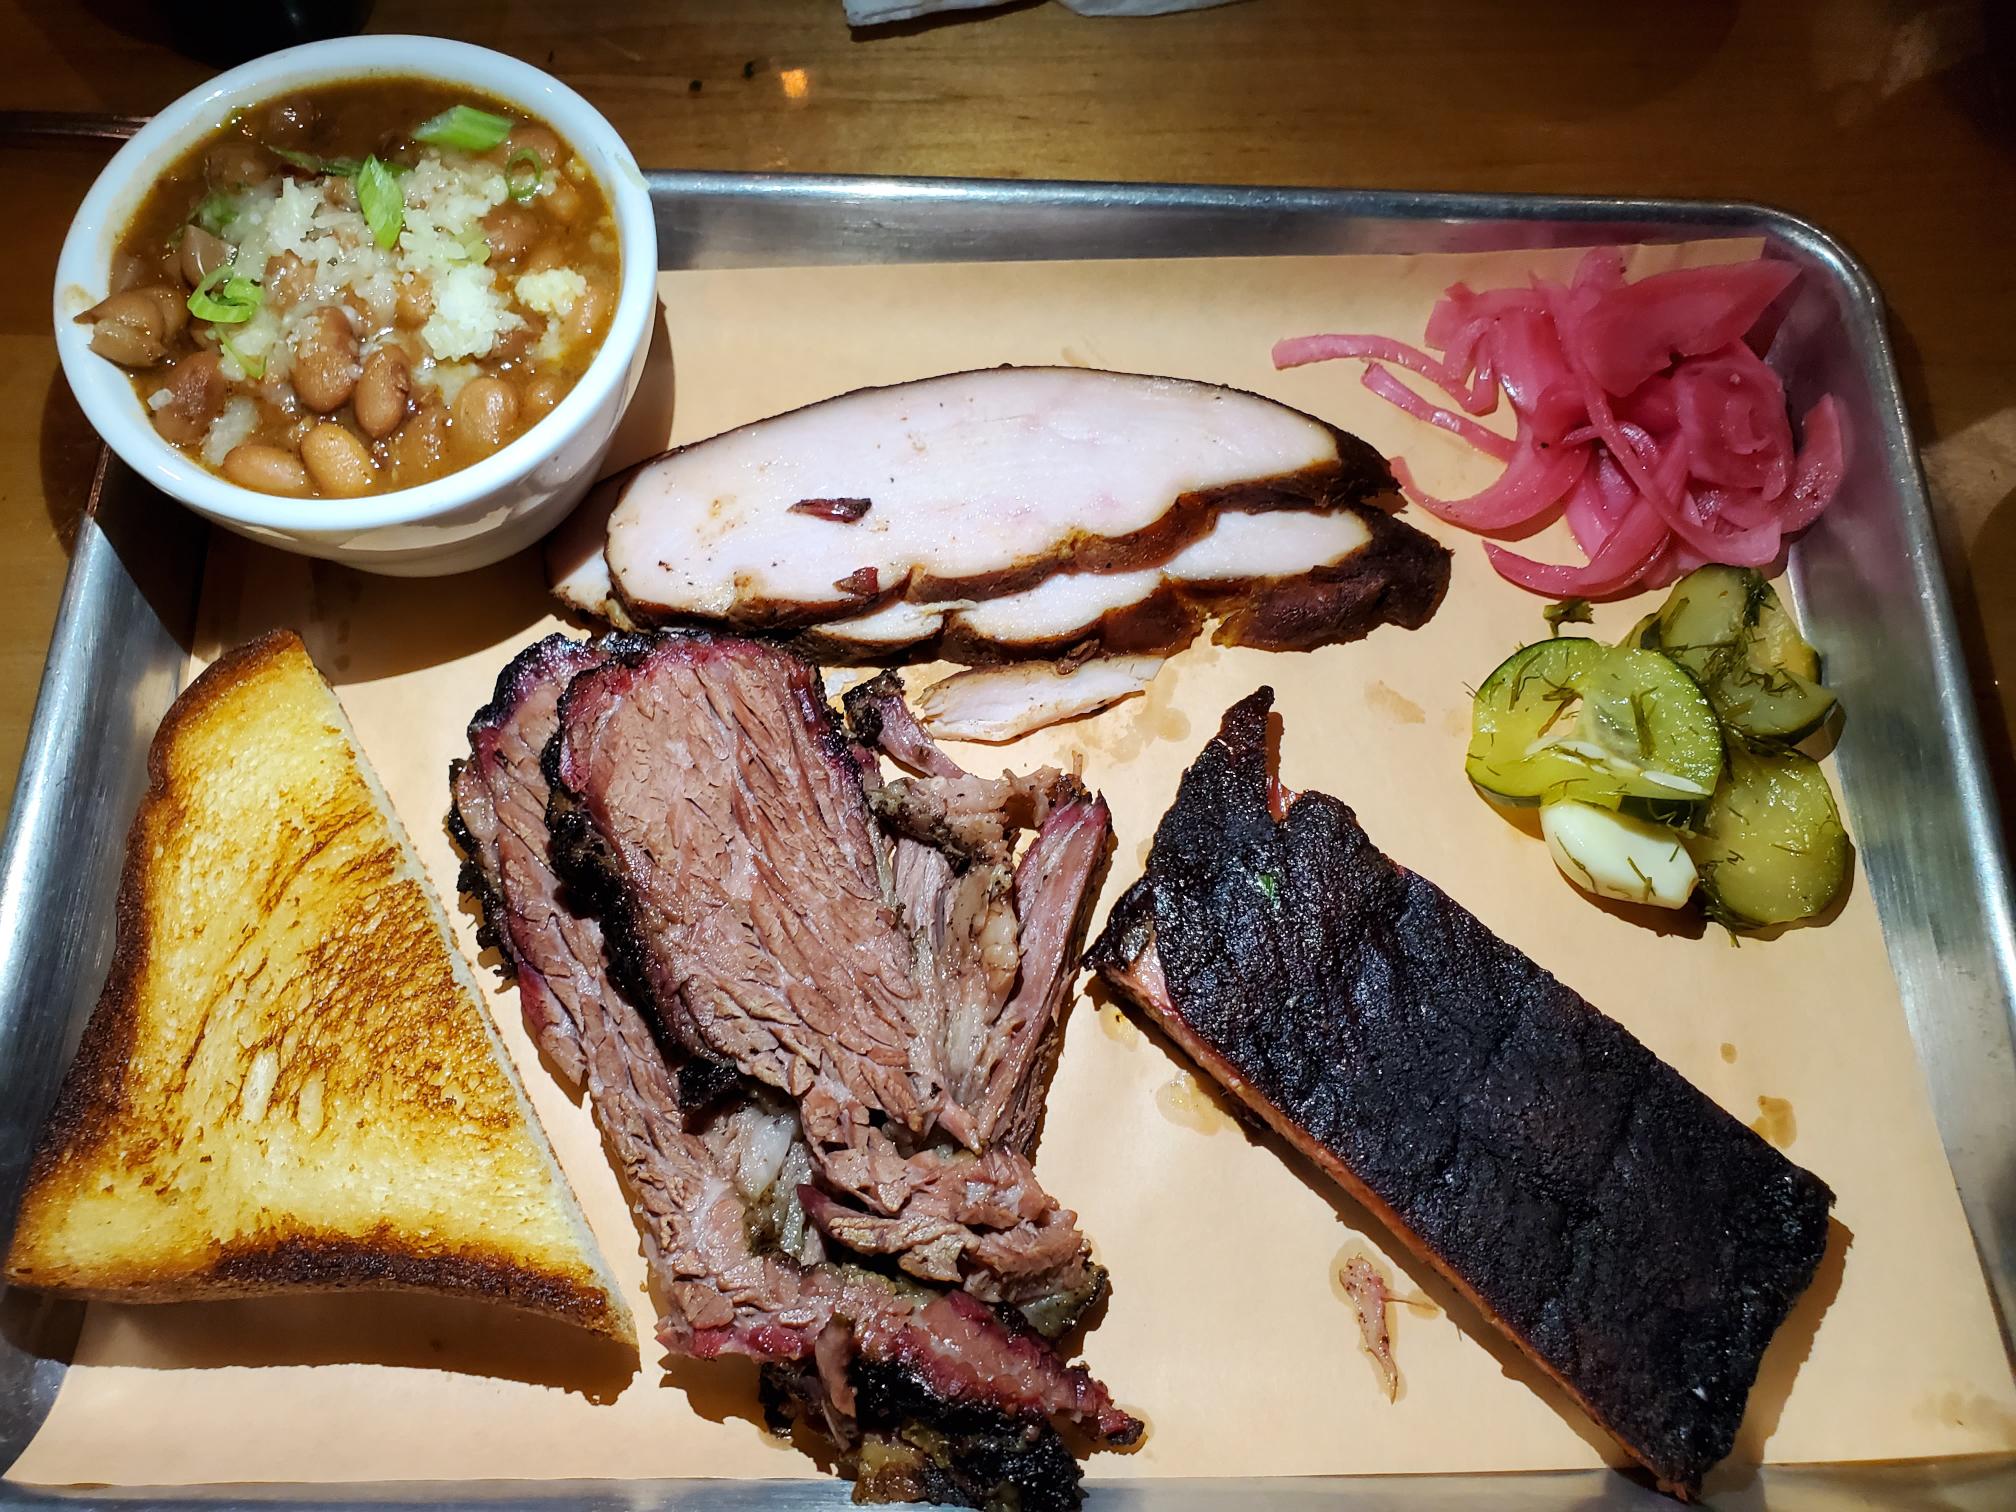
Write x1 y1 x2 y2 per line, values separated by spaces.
1690 743 1850 927
1645 565 1836 743
1466 640 1722 807
1468 639 1608 805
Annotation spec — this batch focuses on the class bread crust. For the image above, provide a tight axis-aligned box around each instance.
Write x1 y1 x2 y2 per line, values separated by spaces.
5 630 630 1344
18 632 297 1195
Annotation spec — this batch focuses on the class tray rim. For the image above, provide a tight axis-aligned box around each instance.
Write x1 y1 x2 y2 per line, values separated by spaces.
2 168 2012 1508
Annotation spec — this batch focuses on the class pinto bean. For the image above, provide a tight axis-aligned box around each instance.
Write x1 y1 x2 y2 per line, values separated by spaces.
259 97 318 144
151 351 229 445
353 348 411 439
145 285 190 341
489 318 540 363
109 249 152 294
300 423 376 497
521 244 566 276
479 204 541 264
543 174 582 223
291 305 360 414
205 139 274 192
222 443 311 496
559 280 611 347
506 125 563 164
453 377 520 456
394 273 434 325
386 400 451 484
375 130 422 168
79 287 187 368
522 374 565 423
265 251 311 312
179 224 234 286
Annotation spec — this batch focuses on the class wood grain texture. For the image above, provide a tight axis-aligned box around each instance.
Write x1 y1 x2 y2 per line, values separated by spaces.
3 0 2013 812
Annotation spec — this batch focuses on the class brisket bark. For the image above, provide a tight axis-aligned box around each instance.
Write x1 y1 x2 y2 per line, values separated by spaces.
452 631 1133 1506
1089 688 1833 1498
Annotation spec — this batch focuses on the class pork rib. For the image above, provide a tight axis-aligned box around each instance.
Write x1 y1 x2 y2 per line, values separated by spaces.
1089 688 1833 1498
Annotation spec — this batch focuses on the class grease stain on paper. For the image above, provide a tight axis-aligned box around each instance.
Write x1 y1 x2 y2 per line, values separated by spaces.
1366 680 1425 725
1099 1003 1141 1046
1750 1095 1797 1148
1915 1390 2016 1449
1720 1042 1739 1063
1089 658 1190 762
1156 1071 1236 1135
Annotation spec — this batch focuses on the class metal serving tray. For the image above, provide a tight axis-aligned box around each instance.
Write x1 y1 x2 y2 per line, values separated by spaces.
1 173 2012 1509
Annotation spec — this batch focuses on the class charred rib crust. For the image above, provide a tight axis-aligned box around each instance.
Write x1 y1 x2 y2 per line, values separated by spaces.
1092 689 1833 1496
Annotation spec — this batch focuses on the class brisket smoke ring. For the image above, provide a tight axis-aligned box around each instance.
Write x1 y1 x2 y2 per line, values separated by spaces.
1089 689 1833 1498
451 631 1135 1509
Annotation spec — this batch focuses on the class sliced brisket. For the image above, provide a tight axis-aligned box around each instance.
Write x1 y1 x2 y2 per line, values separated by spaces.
548 635 944 1152
1089 688 1833 1498
546 636 1099 1303
450 635 812 1340
453 631 1133 1507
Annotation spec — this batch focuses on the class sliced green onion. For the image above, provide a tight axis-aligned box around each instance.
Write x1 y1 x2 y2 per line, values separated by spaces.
187 265 262 324
221 336 265 380
413 104 513 152
356 155 404 250
270 144 363 177
454 225 492 264
505 147 546 204
194 191 240 237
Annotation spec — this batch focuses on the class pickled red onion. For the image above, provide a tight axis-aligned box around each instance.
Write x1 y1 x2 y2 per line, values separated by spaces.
1390 425 1587 532
1359 364 1514 462
1273 332 1498 413
1275 250 1848 597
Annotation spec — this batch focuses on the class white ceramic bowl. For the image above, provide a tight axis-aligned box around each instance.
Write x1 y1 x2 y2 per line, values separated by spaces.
54 36 657 576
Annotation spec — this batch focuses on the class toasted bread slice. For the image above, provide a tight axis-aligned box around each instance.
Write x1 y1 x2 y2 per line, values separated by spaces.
4 631 633 1345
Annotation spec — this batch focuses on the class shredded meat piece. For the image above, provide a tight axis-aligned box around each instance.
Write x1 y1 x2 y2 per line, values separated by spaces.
1340 1255 1401 1401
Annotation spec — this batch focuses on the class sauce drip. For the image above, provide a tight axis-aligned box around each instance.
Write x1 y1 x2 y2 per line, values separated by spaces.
1750 1095 1796 1148
1098 1003 1141 1046
1155 1071 1235 1134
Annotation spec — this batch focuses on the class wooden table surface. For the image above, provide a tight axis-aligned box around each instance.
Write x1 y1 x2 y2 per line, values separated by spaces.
3 0 2014 815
